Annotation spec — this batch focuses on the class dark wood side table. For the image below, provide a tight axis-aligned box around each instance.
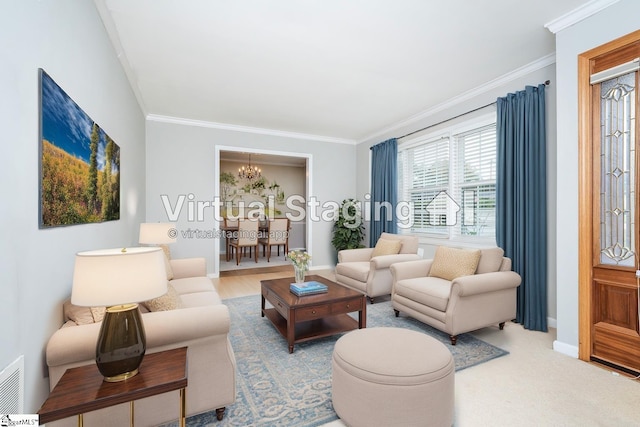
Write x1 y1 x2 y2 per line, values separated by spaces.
38 347 188 427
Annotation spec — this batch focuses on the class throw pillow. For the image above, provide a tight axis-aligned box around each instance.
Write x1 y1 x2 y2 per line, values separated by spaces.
429 246 481 281
63 300 95 325
476 247 505 274
143 283 182 312
163 252 174 281
63 300 106 325
371 238 402 258
90 306 106 323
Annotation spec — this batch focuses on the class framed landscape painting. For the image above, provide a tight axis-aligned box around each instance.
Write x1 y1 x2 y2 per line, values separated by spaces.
39 69 120 228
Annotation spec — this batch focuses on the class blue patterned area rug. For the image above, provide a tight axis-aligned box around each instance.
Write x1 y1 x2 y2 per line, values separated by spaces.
161 295 508 427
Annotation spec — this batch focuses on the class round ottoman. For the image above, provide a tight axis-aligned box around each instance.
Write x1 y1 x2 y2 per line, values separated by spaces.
331 327 454 427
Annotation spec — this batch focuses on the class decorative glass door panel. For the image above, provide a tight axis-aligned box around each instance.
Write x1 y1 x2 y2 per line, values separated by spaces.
599 72 636 267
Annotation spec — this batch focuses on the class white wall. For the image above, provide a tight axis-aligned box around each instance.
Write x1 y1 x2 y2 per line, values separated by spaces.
553 0 640 355
0 1 146 412
357 63 558 324
145 120 356 273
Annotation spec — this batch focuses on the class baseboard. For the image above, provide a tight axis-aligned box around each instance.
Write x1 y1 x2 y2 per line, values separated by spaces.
547 316 557 329
553 340 579 358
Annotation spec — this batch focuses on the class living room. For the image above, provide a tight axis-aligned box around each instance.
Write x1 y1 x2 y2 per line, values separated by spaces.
3 0 640 425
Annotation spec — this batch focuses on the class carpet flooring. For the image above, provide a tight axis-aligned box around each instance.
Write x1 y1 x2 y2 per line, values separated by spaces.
161 295 508 427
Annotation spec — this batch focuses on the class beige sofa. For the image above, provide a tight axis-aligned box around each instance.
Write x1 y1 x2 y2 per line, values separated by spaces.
335 233 421 303
45 257 236 426
391 247 521 345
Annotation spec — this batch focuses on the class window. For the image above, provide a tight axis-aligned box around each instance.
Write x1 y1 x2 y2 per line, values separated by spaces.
398 117 496 241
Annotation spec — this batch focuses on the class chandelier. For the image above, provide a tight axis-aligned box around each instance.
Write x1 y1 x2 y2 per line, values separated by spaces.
238 154 261 181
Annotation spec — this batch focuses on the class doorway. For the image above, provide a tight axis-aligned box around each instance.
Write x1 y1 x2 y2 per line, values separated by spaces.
578 30 640 375
214 146 312 276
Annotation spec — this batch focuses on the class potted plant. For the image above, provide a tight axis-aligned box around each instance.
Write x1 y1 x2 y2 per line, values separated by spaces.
332 199 365 253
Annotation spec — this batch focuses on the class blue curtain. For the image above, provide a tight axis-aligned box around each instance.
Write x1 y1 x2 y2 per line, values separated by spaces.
496 84 547 332
370 138 398 246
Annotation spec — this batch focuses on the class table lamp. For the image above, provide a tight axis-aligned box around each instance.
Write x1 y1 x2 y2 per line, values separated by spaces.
71 247 167 382
139 222 177 257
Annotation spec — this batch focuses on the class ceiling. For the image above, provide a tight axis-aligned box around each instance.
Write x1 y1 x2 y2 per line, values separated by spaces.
95 0 593 143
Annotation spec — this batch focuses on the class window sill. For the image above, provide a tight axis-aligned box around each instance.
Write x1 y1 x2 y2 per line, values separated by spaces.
415 235 497 249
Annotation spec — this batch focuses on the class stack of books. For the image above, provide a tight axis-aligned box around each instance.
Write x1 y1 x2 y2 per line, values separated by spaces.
290 281 328 296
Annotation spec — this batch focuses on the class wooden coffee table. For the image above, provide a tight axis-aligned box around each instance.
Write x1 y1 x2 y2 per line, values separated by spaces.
261 275 366 353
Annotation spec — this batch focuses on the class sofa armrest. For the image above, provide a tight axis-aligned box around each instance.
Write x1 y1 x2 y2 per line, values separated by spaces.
46 305 230 368
451 271 521 297
371 253 421 269
338 248 374 263
170 257 207 279
390 259 433 282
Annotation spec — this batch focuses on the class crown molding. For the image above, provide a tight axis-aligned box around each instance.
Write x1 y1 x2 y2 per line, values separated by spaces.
544 0 621 34
360 53 556 144
146 114 357 145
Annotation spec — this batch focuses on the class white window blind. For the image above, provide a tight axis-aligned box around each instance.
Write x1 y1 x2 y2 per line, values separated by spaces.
455 124 496 238
398 119 497 241
399 137 450 235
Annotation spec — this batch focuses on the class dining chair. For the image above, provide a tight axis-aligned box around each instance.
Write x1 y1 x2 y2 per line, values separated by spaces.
228 219 259 265
258 218 290 261
223 217 239 262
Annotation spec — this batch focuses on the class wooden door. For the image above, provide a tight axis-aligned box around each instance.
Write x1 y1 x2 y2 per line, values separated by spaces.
579 32 640 375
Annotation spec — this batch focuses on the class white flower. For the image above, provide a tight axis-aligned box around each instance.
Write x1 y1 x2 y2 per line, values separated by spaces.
287 250 311 270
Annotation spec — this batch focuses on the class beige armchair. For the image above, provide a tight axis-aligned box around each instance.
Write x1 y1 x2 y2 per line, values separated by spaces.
390 246 521 345
335 232 421 303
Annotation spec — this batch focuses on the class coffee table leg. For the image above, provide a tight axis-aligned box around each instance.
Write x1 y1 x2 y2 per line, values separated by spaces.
287 308 295 353
261 294 265 317
359 297 367 328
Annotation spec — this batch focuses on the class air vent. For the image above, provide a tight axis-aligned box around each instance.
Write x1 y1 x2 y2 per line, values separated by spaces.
0 356 24 414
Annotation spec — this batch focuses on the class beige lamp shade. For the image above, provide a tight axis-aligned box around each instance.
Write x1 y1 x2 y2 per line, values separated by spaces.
138 222 177 245
71 247 167 307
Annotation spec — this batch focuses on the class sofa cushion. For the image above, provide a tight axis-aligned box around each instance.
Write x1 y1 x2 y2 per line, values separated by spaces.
429 246 481 281
335 262 370 282
476 247 505 274
172 277 216 295
371 238 402 258
395 277 452 312
180 291 222 307
143 283 183 312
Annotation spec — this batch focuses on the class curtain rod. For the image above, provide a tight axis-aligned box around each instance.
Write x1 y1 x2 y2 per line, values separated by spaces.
396 80 550 140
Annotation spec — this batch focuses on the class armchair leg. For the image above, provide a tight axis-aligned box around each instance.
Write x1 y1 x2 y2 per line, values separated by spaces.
449 335 457 345
394 309 399 317
499 322 505 330
216 407 226 421
368 296 375 304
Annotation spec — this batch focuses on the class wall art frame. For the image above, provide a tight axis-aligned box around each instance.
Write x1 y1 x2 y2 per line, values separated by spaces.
38 69 120 228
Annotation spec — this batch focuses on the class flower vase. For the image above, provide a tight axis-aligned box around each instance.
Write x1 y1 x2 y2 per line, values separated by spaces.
294 265 306 283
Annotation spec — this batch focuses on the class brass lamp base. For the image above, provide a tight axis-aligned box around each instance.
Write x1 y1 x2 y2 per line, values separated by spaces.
96 303 147 382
